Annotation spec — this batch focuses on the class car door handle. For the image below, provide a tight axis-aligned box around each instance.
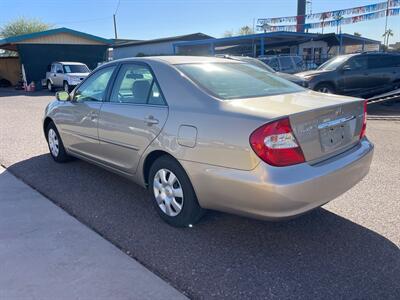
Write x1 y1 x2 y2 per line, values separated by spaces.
144 116 159 125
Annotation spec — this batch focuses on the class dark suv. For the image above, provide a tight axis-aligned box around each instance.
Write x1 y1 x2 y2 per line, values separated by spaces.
296 52 400 98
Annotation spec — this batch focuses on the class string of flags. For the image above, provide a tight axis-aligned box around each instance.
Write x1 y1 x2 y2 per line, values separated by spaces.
257 0 400 32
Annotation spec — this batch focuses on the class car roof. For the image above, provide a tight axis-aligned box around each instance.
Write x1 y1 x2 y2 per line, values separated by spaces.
112 56 242 65
54 61 87 65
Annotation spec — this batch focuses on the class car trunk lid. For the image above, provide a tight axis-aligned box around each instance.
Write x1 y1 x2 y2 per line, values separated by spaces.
223 90 365 163
289 100 363 163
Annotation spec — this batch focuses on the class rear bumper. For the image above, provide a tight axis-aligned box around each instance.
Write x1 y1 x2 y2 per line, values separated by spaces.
180 138 374 220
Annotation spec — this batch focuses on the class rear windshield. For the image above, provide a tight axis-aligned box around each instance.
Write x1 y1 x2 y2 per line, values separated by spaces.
176 62 303 100
63 64 90 73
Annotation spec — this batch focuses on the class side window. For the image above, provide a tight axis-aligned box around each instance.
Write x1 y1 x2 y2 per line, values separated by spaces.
369 55 393 69
73 66 115 102
55 64 63 73
293 56 304 70
51 64 56 73
148 82 165 105
348 56 367 71
110 64 165 105
279 57 293 71
266 58 279 71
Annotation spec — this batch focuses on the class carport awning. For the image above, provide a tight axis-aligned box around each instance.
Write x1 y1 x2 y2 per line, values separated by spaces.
174 31 381 53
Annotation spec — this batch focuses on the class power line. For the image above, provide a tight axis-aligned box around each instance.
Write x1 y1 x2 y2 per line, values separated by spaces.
113 0 121 39
114 0 121 15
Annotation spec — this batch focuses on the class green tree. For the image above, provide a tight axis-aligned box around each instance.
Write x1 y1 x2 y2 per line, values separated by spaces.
382 29 394 48
0 17 52 38
238 25 254 36
223 30 234 37
354 32 362 37
222 25 254 37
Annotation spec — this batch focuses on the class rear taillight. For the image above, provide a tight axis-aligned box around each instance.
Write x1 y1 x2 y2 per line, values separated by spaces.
250 117 305 167
360 100 367 139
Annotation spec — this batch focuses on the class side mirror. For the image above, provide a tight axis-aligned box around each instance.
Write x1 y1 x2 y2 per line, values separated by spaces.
56 91 70 101
342 65 352 72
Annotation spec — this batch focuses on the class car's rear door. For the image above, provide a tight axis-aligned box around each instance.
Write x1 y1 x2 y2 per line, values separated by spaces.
97 62 168 174
367 55 397 93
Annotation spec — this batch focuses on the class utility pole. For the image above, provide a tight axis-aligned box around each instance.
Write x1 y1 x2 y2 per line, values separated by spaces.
113 14 118 39
297 0 306 33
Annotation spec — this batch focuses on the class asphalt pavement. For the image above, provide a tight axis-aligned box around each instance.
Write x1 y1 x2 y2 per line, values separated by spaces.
0 89 399 299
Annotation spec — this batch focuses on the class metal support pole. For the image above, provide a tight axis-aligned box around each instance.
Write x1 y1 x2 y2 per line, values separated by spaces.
260 38 265 57
209 43 215 56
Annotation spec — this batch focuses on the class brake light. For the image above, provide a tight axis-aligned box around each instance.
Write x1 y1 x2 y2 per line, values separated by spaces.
360 100 367 139
250 117 305 167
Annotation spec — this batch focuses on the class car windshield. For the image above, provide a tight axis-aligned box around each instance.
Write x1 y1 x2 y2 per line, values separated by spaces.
176 62 303 100
317 56 348 71
63 64 90 73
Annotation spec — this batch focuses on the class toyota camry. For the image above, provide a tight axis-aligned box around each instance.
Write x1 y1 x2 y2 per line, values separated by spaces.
43 56 374 227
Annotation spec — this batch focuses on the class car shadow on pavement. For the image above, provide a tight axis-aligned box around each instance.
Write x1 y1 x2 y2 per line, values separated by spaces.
0 87 55 98
6 154 400 299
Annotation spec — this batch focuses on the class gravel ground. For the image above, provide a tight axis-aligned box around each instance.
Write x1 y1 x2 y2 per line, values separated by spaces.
0 89 399 299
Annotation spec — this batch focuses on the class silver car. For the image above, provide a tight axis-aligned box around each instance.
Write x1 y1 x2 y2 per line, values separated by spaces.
43 56 373 227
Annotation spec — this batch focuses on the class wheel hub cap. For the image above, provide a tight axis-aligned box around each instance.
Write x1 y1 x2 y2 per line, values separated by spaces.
48 128 59 157
153 168 184 217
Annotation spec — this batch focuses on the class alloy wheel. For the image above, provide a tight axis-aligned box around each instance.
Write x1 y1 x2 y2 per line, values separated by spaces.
153 168 184 217
318 87 331 93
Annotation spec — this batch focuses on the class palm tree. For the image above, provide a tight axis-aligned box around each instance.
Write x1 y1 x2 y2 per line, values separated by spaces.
382 29 394 48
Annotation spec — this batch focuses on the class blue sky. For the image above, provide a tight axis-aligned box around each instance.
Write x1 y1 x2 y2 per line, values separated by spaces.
0 0 399 43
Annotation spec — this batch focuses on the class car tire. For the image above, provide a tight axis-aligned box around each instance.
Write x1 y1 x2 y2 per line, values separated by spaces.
47 80 54 92
315 83 335 94
63 81 70 93
46 122 71 163
148 155 206 227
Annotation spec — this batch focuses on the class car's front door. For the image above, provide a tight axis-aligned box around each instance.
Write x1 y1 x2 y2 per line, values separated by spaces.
57 65 116 159
340 56 370 95
97 63 168 174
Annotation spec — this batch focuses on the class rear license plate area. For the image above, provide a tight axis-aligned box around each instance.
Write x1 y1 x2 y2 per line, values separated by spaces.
319 117 356 152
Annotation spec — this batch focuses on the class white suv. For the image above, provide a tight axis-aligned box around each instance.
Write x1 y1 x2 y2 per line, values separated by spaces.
46 62 90 92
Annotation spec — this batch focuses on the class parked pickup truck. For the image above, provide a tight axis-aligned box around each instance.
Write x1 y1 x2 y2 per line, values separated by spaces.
46 62 90 92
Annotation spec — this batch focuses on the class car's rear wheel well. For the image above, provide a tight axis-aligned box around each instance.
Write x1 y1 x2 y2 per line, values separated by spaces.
143 150 178 187
43 117 53 136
